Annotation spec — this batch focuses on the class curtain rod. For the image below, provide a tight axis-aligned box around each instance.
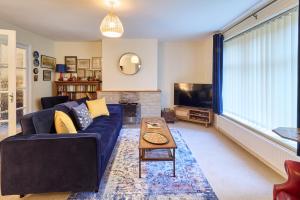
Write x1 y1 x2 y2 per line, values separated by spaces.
222 0 278 34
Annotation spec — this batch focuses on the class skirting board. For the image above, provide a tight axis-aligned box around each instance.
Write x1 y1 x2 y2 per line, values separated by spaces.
214 115 300 178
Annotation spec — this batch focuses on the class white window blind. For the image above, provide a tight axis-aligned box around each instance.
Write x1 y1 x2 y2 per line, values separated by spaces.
223 8 298 132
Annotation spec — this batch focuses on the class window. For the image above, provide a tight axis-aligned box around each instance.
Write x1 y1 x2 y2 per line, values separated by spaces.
223 8 298 146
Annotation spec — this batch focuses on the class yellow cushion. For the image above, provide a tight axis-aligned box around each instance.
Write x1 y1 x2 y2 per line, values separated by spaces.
86 98 110 118
54 111 77 134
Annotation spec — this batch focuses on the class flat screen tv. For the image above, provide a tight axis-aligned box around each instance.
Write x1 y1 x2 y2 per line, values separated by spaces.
174 83 213 108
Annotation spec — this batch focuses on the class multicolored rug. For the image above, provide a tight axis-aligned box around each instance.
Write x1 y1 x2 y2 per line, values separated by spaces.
69 128 218 200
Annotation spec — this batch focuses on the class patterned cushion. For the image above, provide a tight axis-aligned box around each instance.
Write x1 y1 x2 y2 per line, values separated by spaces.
72 103 93 130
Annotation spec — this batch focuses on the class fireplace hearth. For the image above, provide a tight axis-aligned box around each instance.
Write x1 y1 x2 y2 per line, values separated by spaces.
120 102 141 124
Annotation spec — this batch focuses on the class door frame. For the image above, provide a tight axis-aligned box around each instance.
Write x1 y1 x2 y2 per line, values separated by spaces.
17 43 32 113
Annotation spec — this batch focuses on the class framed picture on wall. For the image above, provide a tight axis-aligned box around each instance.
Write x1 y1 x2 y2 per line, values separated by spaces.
34 75 38 82
41 55 56 69
65 56 77 73
77 59 90 69
43 70 51 81
91 57 101 69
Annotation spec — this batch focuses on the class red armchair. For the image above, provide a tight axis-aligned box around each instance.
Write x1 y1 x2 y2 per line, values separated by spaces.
273 160 300 200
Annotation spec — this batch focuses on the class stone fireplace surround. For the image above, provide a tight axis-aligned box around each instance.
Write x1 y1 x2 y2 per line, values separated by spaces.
97 90 161 118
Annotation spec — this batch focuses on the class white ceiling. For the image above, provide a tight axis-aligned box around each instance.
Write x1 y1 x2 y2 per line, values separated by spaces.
0 0 264 41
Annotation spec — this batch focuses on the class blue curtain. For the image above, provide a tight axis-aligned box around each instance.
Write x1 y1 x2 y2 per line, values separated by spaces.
212 33 224 115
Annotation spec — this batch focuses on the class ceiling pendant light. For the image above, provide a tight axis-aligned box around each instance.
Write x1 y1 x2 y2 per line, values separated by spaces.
100 0 124 38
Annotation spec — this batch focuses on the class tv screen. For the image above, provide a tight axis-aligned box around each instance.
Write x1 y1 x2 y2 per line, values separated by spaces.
174 83 213 108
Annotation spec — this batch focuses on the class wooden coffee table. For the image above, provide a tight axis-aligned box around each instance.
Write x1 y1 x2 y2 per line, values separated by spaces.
139 117 177 178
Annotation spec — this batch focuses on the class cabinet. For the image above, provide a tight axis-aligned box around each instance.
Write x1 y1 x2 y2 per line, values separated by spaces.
174 106 213 127
55 81 101 100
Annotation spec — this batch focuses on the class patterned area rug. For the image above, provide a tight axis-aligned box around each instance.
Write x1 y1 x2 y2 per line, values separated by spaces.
69 128 218 200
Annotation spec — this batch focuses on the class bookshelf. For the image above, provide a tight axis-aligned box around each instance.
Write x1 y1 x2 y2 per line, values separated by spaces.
55 81 101 100
174 106 213 127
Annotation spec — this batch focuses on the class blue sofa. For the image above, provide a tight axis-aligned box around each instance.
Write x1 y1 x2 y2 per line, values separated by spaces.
0 101 123 197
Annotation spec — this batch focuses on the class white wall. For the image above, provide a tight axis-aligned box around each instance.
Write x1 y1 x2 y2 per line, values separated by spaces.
102 39 158 91
158 36 213 108
54 41 102 64
0 20 55 111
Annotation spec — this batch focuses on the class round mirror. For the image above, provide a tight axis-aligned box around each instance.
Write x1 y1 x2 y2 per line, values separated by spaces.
119 53 141 75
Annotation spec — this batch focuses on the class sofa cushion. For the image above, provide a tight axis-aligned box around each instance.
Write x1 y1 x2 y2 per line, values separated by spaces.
20 113 36 135
54 101 79 128
79 115 120 159
54 111 77 134
75 97 89 105
32 108 55 134
41 96 69 109
86 98 109 118
72 103 93 130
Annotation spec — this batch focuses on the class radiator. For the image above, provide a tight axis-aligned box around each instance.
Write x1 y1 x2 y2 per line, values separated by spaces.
214 115 300 177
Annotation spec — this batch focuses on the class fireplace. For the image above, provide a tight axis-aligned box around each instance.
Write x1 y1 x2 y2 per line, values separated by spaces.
97 90 161 120
120 102 141 124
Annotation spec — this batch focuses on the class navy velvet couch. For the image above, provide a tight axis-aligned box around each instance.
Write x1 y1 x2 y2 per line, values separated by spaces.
0 101 123 196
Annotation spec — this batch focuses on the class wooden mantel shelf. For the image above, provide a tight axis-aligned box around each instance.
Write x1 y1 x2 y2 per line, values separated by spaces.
97 90 161 92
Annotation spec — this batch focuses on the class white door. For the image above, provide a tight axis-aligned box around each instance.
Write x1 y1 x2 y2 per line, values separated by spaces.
0 29 16 137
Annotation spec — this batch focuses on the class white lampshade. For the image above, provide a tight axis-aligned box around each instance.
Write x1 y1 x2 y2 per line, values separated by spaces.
100 12 124 38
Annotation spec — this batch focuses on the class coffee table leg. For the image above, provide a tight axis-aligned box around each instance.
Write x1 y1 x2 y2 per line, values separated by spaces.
139 149 141 178
173 148 176 177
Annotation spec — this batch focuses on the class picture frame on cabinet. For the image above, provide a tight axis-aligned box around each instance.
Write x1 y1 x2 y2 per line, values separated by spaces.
94 70 101 81
77 69 85 78
86 70 94 78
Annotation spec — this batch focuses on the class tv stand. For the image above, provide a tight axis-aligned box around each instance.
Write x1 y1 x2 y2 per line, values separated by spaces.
174 106 213 127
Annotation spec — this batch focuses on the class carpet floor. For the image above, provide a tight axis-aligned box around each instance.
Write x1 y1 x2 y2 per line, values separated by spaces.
69 128 218 200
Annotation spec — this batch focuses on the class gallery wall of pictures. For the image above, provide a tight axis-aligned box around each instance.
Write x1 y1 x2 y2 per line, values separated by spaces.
65 56 102 81
32 50 102 83
32 51 55 82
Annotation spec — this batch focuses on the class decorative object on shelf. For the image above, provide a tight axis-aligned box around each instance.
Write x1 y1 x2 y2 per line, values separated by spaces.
68 74 76 81
34 75 38 82
77 69 85 79
119 53 141 75
33 51 39 59
33 59 39 67
77 59 90 69
94 70 101 81
100 0 124 38
55 64 67 81
43 70 51 81
41 55 56 69
161 108 176 123
92 57 101 69
33 68 39 74
65 56 77 73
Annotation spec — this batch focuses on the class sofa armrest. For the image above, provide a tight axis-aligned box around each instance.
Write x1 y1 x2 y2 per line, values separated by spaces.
1 133 101 195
